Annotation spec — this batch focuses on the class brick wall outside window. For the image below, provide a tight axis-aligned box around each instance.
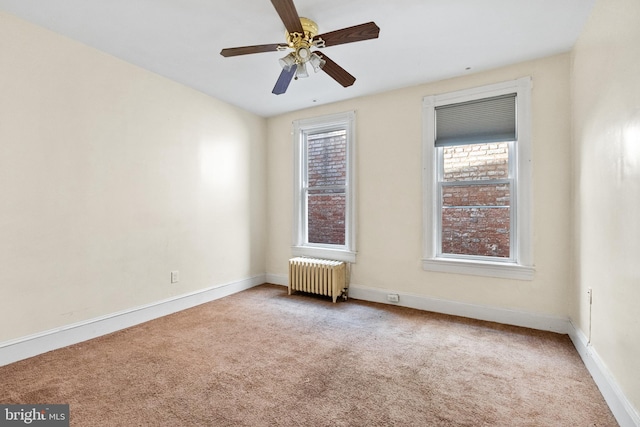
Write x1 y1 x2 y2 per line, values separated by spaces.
441 142 511 258
307 131 347 245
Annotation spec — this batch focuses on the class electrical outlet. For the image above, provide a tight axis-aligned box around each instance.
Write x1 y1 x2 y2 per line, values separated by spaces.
387 294 399 303
170 271 179 284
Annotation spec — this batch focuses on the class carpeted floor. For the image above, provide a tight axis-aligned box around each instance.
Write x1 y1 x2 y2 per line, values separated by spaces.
0 284 617 426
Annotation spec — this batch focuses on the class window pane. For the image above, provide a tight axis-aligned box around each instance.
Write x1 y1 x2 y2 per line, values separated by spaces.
441 207 510 257
308 192 345 245
443 142 509 182
441 183 510 258
308 130 346 187
442 183 510 207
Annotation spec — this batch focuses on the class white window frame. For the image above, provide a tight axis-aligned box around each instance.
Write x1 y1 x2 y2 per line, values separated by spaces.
422 78 534 280
292 111 357 263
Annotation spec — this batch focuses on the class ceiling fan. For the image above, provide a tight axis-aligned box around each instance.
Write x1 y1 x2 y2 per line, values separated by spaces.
220 0 380 95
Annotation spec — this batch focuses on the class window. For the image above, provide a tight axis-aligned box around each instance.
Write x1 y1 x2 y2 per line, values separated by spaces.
422 78 533 280
292 111 356 263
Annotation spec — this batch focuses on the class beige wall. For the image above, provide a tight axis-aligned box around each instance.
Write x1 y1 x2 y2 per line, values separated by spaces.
0 12 267 342
3 0 637 417
267 54 572 316
2 1 637 418
571 0 640 413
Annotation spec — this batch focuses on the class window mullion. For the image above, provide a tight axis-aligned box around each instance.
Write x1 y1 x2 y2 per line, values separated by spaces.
436 146 444 256
440 179 511 187
508 140 517 261
307 185 346 192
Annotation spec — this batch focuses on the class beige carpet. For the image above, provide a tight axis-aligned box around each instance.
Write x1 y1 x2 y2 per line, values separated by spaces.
0 284 617 426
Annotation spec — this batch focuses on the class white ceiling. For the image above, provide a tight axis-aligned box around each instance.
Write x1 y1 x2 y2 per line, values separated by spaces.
0 0 595 117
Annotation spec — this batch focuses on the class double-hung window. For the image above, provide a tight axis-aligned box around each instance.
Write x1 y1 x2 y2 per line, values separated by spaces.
422 78 533 279
292 111 356 263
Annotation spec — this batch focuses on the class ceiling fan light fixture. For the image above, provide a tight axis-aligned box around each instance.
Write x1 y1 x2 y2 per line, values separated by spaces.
309 53 326 73
279 52 297 71
295 45 311 63
295 62 309 79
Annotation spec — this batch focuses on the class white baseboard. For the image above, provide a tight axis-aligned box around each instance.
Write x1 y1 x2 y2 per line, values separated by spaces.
0 275 265 367
269 278 567 332
266 273 287 286
347 283 570 333
568 322 640 427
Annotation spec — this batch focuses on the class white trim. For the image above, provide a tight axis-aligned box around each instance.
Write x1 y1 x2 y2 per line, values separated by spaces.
291 246 356 263
422 257 534 280
0 275 265 367
422 77 533 277
269 278 563 331
348 283 568 333
265 273 288 286
514 77 534 267
568 322 640 427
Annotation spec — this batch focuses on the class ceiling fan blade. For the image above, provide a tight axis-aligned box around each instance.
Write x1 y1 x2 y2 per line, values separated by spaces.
317 53 356 88
220 43 285 57
314 22 380 47
271 0 304 34
272 66 297 95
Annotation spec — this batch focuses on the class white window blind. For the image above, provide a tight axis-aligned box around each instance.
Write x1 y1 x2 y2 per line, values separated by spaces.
435 93 516 147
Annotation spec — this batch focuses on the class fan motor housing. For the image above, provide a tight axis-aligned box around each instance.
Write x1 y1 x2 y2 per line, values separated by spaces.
286 17 318 46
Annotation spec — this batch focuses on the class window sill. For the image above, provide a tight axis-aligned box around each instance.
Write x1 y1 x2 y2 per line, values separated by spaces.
292 246 356 263
422 257 534 280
